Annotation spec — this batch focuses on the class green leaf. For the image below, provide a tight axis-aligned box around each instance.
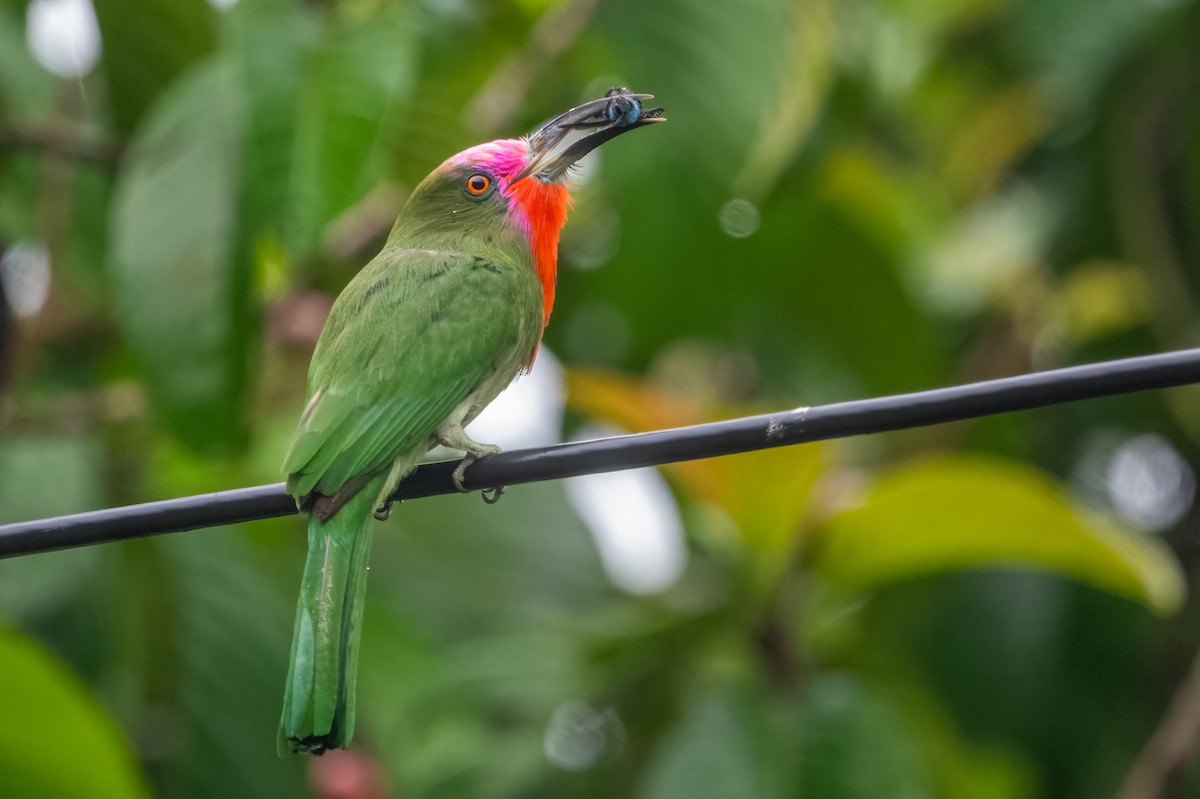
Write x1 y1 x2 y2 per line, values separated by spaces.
0 435 101 523
790 674 1031 799
91 0 216 133
361 623 579 798
1013 0 1173 104
0 9 58 245
637 694 769 799
791 675 929 799
110 59 250 453
226 0 317 234
754 196 942 394
596 0 798 194
0 436 102 622
0 629 149 799
223 0 312 233
814 455 1184 613
0 5 57 123
152 531 308 797
285 7 416 257
562 133 942 396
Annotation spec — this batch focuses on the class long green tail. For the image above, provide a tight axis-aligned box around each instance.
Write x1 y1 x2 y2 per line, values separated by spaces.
279 476 384 755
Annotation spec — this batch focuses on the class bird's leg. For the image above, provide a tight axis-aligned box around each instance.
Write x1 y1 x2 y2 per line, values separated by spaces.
436 422 502 493
373 457 415 521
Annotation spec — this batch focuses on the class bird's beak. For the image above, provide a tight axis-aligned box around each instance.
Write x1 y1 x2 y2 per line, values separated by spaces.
513 89 665 184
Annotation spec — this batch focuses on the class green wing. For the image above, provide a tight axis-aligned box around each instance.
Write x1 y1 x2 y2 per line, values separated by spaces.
284 247 542 502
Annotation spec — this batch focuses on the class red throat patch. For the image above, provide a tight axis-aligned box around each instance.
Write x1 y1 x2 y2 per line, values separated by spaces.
506 177 571 329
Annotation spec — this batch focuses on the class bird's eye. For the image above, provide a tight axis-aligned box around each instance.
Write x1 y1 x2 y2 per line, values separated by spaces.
466 173 492 196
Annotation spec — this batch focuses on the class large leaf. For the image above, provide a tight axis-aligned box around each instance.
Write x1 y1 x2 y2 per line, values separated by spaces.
0 630 149 799
814 455 1184 613
555 0 943 396
150 531 308 797
565 368 722 498
790 673 1032 799
566 368 825 560
596 0 797 195
0 436 101 621
361 481 616 796
637 694 770 799
1013 0 1174 103
0 5 56 123
225 0 316 237
110 59 250 452
0 8 56 251
791 675 929 799
285 6 416 258
91 0 216 133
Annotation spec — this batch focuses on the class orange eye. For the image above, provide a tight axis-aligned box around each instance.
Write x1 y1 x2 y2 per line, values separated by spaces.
466 173 491 195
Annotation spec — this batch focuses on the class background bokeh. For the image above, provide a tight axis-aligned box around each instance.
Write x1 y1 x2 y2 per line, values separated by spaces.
2 0 1200 796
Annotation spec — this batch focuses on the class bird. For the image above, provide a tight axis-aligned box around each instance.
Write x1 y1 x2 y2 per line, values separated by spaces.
278 89 664 755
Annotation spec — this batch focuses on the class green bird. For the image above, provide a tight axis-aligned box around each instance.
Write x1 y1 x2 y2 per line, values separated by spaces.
279 90 664 754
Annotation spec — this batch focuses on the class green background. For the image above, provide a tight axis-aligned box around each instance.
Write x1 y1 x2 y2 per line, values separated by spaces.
2 0 1199 796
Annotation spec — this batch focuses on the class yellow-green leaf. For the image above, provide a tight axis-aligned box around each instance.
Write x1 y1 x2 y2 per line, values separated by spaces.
814 456 1183 613
1060 259 1151 344
567 368 825 555
0 630 149 799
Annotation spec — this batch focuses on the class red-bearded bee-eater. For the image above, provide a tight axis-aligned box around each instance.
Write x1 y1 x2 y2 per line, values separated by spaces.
279 89 664 755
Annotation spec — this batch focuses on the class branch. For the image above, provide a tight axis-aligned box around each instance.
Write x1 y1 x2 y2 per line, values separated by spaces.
0 124 121 167
465 0 601 134
2 348 1199 559
1118 647 1200 798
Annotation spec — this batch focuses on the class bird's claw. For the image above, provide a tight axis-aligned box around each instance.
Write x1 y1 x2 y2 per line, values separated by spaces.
452 446 503 501
451 457 473 493
373 501 393 521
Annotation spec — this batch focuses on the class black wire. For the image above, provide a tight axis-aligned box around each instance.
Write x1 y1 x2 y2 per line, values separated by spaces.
3 348 1199 559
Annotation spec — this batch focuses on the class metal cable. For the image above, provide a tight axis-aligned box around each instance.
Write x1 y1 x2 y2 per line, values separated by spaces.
3 348 1198 559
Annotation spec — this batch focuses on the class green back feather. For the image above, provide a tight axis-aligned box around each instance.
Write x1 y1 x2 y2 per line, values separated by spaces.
283 247 542 501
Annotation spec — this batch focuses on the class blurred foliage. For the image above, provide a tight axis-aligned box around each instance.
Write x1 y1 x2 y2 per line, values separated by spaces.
2 0 1200 797
0 630 149 798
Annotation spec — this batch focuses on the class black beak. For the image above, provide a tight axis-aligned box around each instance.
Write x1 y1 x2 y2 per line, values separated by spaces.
514 88 665 183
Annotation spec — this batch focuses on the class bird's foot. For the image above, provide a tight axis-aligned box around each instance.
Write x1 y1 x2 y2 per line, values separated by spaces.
436 423 504 500
450 457 472 493
438 424 497 488
373 501 393 521
450 444 502 493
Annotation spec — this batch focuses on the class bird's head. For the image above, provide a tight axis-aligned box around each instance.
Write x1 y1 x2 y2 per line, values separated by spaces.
391 89 664 327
